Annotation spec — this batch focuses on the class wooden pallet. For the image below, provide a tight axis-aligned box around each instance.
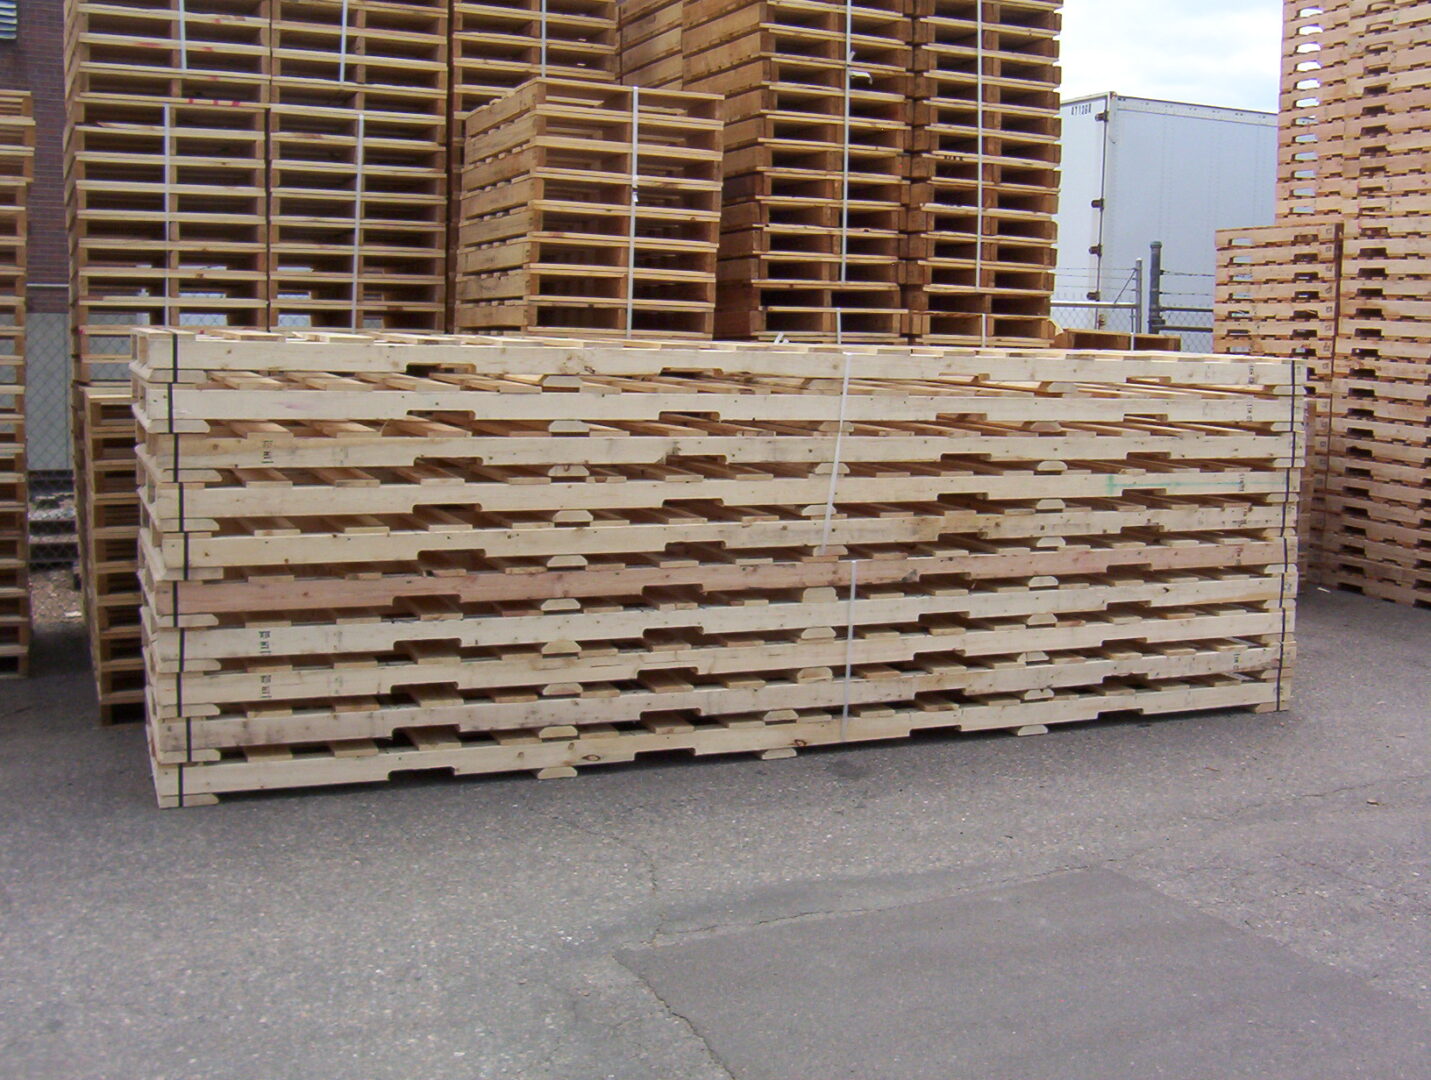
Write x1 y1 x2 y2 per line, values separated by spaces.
453 78 722 338
63 0 275 379
617 0 685 88
132 328 1304 805
0 91 31 678
904 0 1061 347
67 97 271 379
1215 0 1431 608
681 0 915 342
451 0 617 116
74 384 144 720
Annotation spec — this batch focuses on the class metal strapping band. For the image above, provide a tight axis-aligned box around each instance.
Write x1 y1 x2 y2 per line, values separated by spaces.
975 2 987 345
840 558 859 740
1274 354 1299 708
339 0 351 84
177 0 188 70
625 87 640 334
351 113 366 324
838 0 854 345
163 105 174 327
540 0 549 75
817 349 855 555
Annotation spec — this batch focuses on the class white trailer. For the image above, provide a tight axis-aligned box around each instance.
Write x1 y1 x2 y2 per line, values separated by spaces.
1054 93 1276 345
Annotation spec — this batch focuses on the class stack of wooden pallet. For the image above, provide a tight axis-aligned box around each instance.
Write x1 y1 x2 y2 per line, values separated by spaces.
1216 223 1341 581
453 78 722 337
65 0 273 379
451 0 617 115
447 0 619 324
73 384 144 719
133 328 1302 806
268 0 450 330
66 0 456 370
905 0 1061 345
682 0 914 342
611 0 1064 346
1215 0 1430 607
617 0 685 87
0 91 32 677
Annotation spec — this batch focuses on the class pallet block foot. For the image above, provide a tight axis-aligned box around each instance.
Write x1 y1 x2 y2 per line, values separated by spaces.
157 793 220 809
759 747 798 760
535 766 579 780
1013 724 1049 737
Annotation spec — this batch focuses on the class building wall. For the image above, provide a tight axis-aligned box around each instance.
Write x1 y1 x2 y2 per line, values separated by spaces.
0 0 67 313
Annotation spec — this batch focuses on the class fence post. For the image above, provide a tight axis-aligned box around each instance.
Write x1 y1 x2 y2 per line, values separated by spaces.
1132 258 1144 335
1148 240 1165 335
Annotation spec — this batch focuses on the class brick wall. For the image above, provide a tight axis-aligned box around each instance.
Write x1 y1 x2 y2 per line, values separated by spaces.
0 0 67 313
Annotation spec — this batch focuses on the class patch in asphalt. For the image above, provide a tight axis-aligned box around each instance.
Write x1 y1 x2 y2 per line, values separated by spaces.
620 869 1431 1080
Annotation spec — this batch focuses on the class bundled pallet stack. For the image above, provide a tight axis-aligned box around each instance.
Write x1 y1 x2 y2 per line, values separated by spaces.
133 328 1301 806
1217 223 1341 581
609 0 1064 345
1215 0 1430 607
268 0 450 330
450 0 617 114
0 92 33 677
905 0 1062 345
453 79 722 337
64 0 273 379
617 0 684 87
447 0 619 323
66 0 453 355
73 384 144 719
681 0 914 342
64 0 463 714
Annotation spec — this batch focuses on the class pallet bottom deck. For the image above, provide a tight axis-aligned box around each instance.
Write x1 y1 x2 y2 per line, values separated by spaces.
151 673 1287 807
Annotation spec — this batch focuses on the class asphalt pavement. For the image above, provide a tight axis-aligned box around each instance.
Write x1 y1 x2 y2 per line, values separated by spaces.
1 589 1428 1080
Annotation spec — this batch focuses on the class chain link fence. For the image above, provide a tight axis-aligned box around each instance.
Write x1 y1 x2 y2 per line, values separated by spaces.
1050 300 1141 335
26 305 74 570
1146 262 1215 353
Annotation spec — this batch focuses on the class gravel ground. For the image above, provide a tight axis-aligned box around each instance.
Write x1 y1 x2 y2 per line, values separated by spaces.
27 567 83 624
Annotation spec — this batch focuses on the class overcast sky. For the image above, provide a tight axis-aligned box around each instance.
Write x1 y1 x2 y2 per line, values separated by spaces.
1059 0 1283 112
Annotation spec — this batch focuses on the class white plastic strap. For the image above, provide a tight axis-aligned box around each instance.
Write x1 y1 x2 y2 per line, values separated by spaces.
840 558 859 740
163 104 173 325
817 349 854 555
177 0 189 71
339 0 351 84
625 87 640 334
539 0 549 75
838 0 854 345
975 2 987 345
351 113 366 324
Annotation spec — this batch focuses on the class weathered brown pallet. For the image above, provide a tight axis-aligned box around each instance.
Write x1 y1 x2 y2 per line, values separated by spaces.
903 0 1061 349
74 383 143 717
0 91 30 677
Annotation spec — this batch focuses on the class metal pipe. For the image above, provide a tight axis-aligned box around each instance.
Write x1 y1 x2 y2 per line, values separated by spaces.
1148 240 1165 334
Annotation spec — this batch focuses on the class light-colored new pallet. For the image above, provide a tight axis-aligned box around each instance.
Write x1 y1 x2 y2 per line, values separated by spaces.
134 330 1303 805
1216 0 1431 605
453 78 722 338
151 672 1291 807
